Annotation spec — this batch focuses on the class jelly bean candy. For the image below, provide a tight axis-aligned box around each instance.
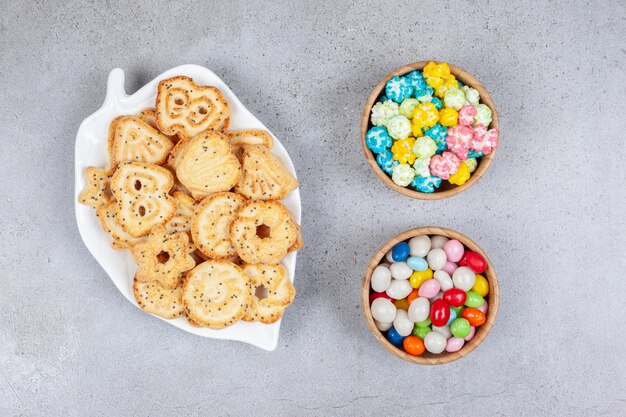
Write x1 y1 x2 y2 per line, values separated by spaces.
385 76 414 103
443 87 467 111
458 105 477 126
450 318 471 338
438 107 458 127
474 103 492 127
472 274 489 297
414 86 434 103
407 288 420 304
446 308 457 327
370 100 399 127
411 175 442 193
391 163 416 187
407 297 430 322
376 150 398 175
465 157 478 173
464 326 476 341
446 125 473 161
370 291 393 304
394 298 409 311
375 320 393 331
392 242 410 262
371 265 392 292
459 251 487 273
450 305 464 316
424 331 447 354
405 70 428 91
409 268 433 288
403 335 425 356
412 325 431 340
443 240 464 263
452 266 476 291
445 337 465 353
448 162 470 186
477 301 488 315
412 102 439 130
409 235 431 257
443 288 466 307
434 270 453 291
391 137 416 164
413 157 431 178
418 279 440 298
461 86 480 106
429 151 460 180
399 98 420 119
390 262 412 280
394 311 413 336
412 136 437 159
407 256 428 271
461 307 486 327
464 291 485 308
470 124 499 155
430 97 443 110
430 298 450 327
365 126 392 154
386 115 412 140
387 325 406 346
424 124 448 152
416 317 431 328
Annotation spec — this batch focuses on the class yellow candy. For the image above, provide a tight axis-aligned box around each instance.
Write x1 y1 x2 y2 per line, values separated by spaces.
434 75 458 98
423 61 450 79
423 62 457 97
471 274 489 297
412 102 439 130
394 298 409 310
439 107 458 127
449 162 470 185
391 137 416 164
409 268 433 289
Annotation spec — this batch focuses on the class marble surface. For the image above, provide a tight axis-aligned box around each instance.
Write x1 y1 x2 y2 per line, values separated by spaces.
0 1 624 415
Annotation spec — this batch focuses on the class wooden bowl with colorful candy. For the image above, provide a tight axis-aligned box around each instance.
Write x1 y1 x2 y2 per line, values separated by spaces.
361 227 499 365
360 61 500 200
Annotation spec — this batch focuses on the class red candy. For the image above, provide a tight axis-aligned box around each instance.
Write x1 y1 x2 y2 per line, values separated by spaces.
430 298 450 327
462 307 486 327
443 288 466 307
459 251 487 273
369 291 393 304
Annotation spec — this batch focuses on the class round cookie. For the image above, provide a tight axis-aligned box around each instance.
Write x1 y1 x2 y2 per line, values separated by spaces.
242 263 295 324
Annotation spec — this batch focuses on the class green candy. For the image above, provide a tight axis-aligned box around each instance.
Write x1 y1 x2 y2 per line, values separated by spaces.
416 317 431 328
412 325 432 340
451 306 463 316
465 291 485 308
399 98 420 119
474 104 492 127
450 318 471 338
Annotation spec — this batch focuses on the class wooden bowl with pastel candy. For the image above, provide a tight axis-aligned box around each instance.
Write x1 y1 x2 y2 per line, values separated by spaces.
361 227 499 365
360 61 500 200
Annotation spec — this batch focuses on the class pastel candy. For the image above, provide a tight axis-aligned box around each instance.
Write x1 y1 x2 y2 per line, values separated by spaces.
430 97 443 110
474 103 492 127
415 86 434 103
392 163 416 187
461 86 480 106
411 175 442 193
405 70 427 91
424 124 448 152
423 62 458 98
386 115 412 140
458 105 477 126
391 137 416 164
412 102 439 130
423 61 451 80
412 137 437 159
430 151 460 180
370 100 399 127
413 157 431 178
385 76 414 103
446 125 473 161
376 150 398 174
448 162 470 186
399 98 420 119
470 124 499 155
465 157 477 173
443 87 467 111
365 126 392 154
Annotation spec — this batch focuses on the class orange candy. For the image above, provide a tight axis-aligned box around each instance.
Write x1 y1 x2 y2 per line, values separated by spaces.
407 289 420 305
461 307 486 327
403 335 425 356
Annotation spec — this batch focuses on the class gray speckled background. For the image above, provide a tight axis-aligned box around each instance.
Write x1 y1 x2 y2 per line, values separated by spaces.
1 1 625 416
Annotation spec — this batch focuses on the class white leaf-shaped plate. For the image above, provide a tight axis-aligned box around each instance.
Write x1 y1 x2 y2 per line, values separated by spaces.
74 65 301 351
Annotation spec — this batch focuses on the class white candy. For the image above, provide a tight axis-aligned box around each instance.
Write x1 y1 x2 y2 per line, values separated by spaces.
430 235 449 249
371 265 392 292
432 325 452 339
389 262 412 280
407 297 430 323
431 291 444 301
424 331 447 354
452 266 476 291
393 309 414 336
386 279 413 300
370 298 396 322
427 248 447 270
408 235 431 257
434 270 454 291
385 251 395 263
375 320 393 331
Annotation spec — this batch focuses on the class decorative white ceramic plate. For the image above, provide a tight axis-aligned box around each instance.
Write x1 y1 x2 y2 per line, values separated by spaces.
74 65 301 351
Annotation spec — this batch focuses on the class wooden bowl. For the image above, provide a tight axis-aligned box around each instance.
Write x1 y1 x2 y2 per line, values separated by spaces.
361 227 499 365
360 62 499 200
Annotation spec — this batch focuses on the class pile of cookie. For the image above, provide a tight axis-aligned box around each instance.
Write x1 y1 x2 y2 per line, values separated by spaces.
79 76 301 328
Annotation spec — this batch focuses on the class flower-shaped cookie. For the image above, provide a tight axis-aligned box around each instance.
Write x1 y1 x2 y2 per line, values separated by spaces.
242 264 295 324
385 76 414 103
365 126 393 154
429 151 460 180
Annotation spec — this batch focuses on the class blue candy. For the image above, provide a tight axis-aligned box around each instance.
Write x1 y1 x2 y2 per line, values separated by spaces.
446 308 457 326
406 256 428 272
385 76 413 103
414 86 434 102
430 97 443 110
379 95 389 103
376 150 398 175
411 175 443 193
365 126 392 154
405 70 427 91
391 242 410 262
468 150 484 158
424 124 448 152
387 326 405 346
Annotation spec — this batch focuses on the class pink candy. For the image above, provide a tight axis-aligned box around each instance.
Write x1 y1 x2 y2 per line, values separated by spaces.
477 301 488 314
458 105 477 126
418 279 441 298
464 326 476 341
429 151 460 179
442 261 458 275
443 239 464 262
470 124 499 155
445 337 465 352
446 125 473 160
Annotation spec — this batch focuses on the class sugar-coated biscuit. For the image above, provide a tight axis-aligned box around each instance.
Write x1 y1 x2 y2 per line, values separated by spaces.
242 263 295 324
235 145 298 201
